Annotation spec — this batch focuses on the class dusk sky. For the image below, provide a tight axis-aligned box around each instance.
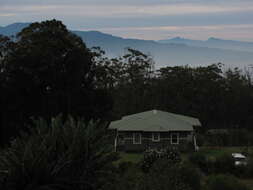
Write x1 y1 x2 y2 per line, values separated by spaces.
0 0 253 41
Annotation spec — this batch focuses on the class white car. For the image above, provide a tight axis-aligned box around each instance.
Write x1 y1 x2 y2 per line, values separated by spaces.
232 153 247 166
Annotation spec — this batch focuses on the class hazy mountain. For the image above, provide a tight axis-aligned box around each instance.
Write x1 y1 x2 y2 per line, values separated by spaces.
0 23 30 36
1 23 253 68
74 30 253 68
158 37 253 53
73 30 169 58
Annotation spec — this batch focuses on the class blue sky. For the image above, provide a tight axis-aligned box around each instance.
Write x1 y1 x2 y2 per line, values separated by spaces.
0 0 253 41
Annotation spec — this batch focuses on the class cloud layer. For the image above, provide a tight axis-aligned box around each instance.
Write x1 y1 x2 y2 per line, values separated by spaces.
0 0 253 41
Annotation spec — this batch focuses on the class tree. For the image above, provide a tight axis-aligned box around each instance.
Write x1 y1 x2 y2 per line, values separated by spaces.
89 48 156 118
155 64 226 126
223 68 253 128
112 48 155 116
0 20 113 145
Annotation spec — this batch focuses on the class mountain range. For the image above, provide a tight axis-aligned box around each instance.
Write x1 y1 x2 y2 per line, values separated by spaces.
158 37 253 53
1 23 253 69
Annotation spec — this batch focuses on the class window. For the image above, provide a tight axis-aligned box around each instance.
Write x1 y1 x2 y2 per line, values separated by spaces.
171 133 179 144
133 133 142 144
152 132 160 142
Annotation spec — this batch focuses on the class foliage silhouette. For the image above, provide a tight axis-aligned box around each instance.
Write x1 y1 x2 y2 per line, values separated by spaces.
0 115 118 190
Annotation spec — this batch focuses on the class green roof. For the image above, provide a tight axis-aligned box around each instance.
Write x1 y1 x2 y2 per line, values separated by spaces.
109 110 201 132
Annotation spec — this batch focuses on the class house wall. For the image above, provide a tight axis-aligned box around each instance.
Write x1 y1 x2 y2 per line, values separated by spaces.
117 131 193 152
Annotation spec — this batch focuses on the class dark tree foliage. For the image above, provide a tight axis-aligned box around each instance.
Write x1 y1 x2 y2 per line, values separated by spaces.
155 64 253 129
0 20 113 145
99 51 253 130
87 47 155 119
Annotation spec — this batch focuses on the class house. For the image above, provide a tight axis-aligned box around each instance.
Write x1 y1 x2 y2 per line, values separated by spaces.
109 110 201 152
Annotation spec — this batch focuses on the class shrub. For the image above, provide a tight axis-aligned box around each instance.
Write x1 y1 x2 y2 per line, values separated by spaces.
0 116 118 190
180 162 202 190
117 161 136 175
189 152 207 169
247 157 253 176
214 153 235 174
234 164 248 178
206 174 249 190
114 158 201 190
141 160 201 190
141 150 160 172
243 157 253 178
178 142 195 153
113 164 143 190
141 147 181 172
196 133 205 147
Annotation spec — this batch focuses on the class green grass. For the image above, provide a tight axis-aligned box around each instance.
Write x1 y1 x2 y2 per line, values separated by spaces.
115 152 143 164
116 146 253 164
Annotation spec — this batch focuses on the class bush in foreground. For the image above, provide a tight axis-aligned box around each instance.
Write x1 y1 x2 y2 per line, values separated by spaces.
141 147 181 172
206 174 249 190
214 153 235 174
141 160 201 190
113 162 143 190
189 151 208 172
0 116 118 190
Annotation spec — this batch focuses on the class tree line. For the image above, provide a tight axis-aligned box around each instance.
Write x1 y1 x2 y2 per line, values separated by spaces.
93 47 253 129
1 20 253 146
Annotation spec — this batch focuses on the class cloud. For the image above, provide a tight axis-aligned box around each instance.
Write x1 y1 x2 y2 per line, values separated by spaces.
82 24 253 41
0 0 253 41
0 13 16 17
2 0 253 6
2 3 253 18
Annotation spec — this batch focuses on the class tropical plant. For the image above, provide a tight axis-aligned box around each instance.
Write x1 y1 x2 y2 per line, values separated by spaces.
0 115 118 190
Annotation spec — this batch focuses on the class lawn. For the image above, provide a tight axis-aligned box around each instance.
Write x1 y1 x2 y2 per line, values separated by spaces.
115 152 143 164
116 146 253 164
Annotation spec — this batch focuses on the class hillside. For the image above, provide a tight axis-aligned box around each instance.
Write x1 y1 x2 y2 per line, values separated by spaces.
1 23 253 68
0 23 30 36
159 37 253 53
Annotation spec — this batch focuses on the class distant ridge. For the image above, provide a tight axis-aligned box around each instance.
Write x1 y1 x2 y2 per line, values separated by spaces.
158 37 253 53
1 22 253 68
0 23 30 36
